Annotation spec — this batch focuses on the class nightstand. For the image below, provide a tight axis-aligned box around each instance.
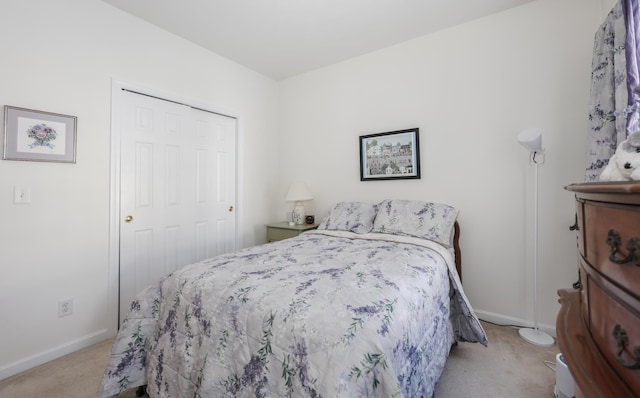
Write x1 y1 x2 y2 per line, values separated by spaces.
266 222 317 242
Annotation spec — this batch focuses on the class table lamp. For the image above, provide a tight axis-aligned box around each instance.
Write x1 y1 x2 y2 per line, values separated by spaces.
286 182 313 225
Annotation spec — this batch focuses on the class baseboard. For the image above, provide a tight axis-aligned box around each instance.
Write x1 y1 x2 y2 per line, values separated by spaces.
0 328 112 381
474 309 557 338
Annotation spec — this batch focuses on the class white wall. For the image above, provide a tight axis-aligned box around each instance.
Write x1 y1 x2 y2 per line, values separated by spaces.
602 0 618 15
0 0 279 379
278 0 608 334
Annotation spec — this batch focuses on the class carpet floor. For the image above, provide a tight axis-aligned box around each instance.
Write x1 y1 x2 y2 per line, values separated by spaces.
0 321 558 397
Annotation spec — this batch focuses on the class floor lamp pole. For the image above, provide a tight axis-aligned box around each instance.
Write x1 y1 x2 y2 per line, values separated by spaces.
533 160 539 333
519 152 555 347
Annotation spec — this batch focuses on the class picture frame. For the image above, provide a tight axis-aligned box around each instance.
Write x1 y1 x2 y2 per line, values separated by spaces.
3 105 77 163
359 128 420 181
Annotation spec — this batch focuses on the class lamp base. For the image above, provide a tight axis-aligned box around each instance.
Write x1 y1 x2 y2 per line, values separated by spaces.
292 203 305 225
518 327 554 347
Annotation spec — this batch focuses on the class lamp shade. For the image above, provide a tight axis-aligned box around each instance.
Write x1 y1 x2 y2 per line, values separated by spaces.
286 182 313 202
518 128 543 152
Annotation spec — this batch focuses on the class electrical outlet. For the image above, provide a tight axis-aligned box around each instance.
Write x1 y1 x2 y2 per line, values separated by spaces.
58 298 73 317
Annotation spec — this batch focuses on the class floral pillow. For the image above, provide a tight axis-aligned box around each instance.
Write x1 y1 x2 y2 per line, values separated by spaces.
372 199 459 246
317 202 378 234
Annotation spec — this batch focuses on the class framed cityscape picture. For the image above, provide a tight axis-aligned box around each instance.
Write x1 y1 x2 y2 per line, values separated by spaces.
359 128 420 181
3 105 77 163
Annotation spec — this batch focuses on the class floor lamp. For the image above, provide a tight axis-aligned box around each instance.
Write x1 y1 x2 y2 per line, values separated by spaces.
517 128 555 347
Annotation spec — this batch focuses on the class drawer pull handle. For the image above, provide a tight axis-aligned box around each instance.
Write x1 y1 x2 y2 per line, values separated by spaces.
569 213 579 231
606 230 640 267
613 324 640 369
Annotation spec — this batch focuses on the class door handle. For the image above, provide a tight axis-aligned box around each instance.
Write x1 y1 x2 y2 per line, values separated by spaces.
228 206 234 213
124 215 133 223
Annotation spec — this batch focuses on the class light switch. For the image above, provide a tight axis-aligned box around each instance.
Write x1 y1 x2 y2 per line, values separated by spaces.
14 186 31 204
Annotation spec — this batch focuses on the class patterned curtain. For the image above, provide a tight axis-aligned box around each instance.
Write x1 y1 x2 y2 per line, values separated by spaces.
624 0 640 133
585 2 628 182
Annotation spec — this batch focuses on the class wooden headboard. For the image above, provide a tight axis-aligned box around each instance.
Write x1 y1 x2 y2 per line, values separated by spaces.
453 221 462 283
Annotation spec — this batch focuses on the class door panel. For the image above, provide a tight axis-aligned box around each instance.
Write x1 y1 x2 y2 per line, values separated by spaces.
118 91 236 325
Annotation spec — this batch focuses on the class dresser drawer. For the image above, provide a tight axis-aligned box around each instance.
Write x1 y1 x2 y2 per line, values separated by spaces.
579 268 589 328
583 201 640 298
576 201 585 258
265 222 317 242
267 227 300 241
588 277 640 392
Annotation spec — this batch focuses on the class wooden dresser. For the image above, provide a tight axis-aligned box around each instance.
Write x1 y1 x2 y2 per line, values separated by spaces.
559 182 640 397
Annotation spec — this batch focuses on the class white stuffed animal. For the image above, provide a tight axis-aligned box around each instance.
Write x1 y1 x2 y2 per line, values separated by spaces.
600 131 640 181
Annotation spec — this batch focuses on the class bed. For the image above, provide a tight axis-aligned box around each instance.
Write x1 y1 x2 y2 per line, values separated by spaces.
97 199 487 398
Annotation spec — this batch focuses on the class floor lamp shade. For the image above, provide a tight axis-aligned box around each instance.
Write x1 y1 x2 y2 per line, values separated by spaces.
518 128 543 152
286 182 313 225
518 128 554 347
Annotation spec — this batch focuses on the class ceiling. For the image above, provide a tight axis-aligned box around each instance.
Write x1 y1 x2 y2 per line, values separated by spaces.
101 0 535 81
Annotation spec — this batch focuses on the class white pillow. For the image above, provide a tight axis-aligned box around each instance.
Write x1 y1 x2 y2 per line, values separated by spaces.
372 199 458 246
317 202 378 234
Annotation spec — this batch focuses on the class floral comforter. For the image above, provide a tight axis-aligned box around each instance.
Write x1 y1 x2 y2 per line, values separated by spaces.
97 230 487 398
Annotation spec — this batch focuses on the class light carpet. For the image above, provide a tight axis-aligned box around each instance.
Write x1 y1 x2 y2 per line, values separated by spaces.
0 321 558 397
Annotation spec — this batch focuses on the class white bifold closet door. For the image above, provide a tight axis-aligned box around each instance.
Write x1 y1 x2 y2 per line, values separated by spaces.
118 90 236 325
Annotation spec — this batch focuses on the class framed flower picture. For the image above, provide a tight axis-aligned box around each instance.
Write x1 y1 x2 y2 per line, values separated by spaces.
3 105 77 163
